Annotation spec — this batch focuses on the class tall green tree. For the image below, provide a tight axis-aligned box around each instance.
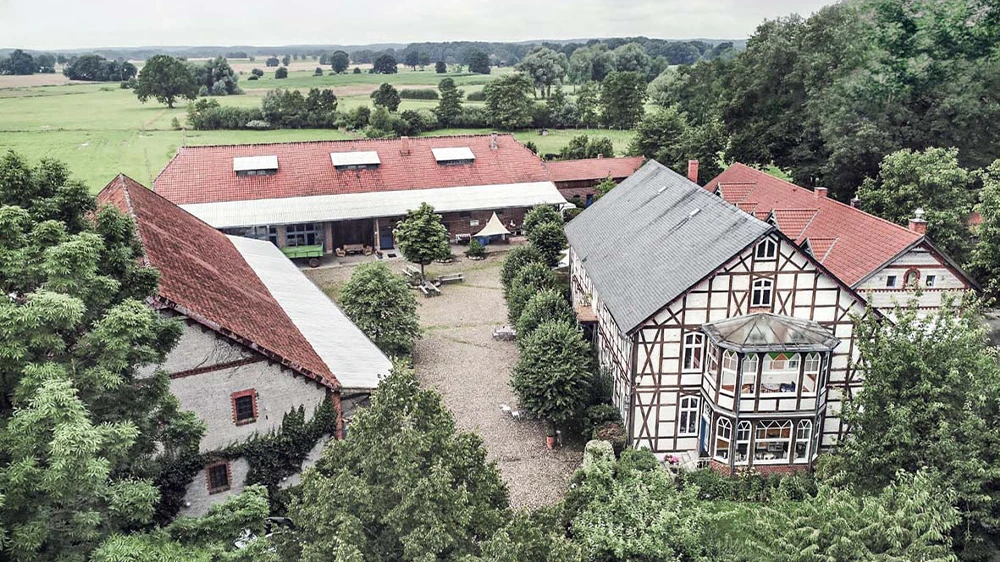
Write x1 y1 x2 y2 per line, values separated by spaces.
827 299 1000 560
968 160 1000 300
338 261 420 357
373 54 398 74
515 47 568 98
599 71 647 129
372 83 401 112
856 147 976 261
434 78 464 127
515 289 576 344
528 221 566 267
282 365 510 562
511 321 593 430
499 244 544 296
134 55 198 108
483 74 534 130
467 50 491 74
393 202 451 278
611 42 652 75
506 262 559 324
521 205 562 239
0 152 203 561
329 50 350 74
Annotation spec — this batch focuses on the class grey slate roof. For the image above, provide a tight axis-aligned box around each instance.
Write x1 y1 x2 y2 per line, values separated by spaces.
565 160 773 334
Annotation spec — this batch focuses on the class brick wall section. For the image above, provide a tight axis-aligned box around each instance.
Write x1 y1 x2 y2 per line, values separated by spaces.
709 458 810 476
439 207 529 237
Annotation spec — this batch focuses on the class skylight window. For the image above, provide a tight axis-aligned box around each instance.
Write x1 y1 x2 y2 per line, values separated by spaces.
233 155 278 177
330 151 381 170
432 147 475 165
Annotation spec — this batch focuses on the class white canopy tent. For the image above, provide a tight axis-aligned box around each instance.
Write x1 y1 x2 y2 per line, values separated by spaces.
473 212 511 238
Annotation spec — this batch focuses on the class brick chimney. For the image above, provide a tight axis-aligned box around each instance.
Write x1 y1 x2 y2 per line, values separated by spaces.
400 136 410 155
814 186 828 199
909 208 928 235
687 160 699 184
850 197 861 208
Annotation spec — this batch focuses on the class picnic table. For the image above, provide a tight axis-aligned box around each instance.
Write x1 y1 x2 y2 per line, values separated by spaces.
418 281 442 298
437 273 464 285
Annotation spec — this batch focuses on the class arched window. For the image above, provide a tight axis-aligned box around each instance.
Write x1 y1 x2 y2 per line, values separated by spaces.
735 421 752 465
761 352 800 393
802 353 821 394
708 343 719 373
678 396 700 435
755 239 777 260
903 268 920 288
714 418 732 461
741 354 759 396
721 350 738 394
751 278 773 307
795 420 812 462
753 420 792 463
682 332 705 372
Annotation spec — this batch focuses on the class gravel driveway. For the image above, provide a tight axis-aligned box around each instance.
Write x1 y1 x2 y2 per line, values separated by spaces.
306 249 583 510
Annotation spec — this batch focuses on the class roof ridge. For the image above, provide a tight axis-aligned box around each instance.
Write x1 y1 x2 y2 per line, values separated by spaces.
174 133 518 151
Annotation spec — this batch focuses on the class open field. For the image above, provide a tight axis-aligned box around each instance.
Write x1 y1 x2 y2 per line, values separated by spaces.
0 64 637 190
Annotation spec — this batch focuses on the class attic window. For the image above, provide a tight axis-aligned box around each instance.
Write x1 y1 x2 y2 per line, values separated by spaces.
331 151 381 170
233 155 278 177
432 147 475 166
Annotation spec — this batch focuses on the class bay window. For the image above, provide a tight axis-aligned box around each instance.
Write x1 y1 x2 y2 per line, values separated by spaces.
741 354 758 396
753 420 792 463
794 420 812 462
735 421 752 465
714 418 732 461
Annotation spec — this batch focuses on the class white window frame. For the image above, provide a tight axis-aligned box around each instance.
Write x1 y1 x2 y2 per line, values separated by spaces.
755 239 777 260
751 278 773 307
682 332 705 372
794 420 813 462
753 420 792 464
761 352 800 394
714 417 732 462
925 274 937 287
720 350 738 395
735 421 752 465
741 354 758 396
802 352 821 395
678 396 699 436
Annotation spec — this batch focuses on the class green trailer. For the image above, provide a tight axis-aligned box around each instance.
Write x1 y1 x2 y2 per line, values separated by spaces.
281 244 324 267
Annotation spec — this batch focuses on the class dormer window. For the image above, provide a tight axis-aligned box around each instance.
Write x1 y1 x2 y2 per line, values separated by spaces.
331 151 381 171
755 239 777 260
233 155 278 177
432 147 475 166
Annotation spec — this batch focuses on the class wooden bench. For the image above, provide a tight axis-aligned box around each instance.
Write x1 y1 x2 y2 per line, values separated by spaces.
419 282 441 298
437 273 464 285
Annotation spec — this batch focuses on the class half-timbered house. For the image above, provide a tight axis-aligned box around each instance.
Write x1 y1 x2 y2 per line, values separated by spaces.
706 163 977 316
98 175 391 515
566 161 872 474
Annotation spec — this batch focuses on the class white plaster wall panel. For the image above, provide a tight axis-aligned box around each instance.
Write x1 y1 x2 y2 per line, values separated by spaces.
171 361 327 452
179 457 250 518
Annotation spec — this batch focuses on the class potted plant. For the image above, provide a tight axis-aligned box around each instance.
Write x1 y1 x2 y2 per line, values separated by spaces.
546 421 557 449
465 237 486 260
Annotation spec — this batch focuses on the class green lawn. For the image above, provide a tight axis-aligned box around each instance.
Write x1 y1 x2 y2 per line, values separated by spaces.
0 66 638 191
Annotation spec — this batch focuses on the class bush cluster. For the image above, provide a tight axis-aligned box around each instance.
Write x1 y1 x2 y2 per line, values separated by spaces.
399 88 440 100
466 90 487 102
676 467 818 503
186 98 264 130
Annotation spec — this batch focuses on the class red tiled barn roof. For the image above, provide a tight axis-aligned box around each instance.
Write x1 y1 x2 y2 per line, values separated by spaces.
98 175 339 389
153 134 553 205
545 156 646 183
707 163 923 287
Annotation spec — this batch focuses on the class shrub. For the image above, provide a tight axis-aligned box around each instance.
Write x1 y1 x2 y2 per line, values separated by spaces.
466 90 486 101
339 261 420 356
399 88 439 100
247 75 259 81
313 67 323 76
564 207 583 221
353 67 362 74
515 289 575 344
528 221 567 267
592 421 627 454
500 244 545 295
523 140 538 154
251 68 264 77
170 116 181 130
512 321 594 428
347 105 371 129
210 80 228 96
507 262 559 323
185 98 263 130
275 67 288 79
244 120 270 130
197 85 209 97
522 205 563 238
451 106 489 128
465 237 486 259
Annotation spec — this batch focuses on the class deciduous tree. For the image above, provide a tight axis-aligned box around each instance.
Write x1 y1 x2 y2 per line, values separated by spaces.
330 50 350 74
528 221 566 267
373 54 398 74
434 77 463 127
134 55 198 108
371 82 401 112
968 160 1000 299
435 60 447 73
512 321 593 429
599 71 647 129
515 289 576 343
506 262 559 324
522 204 562 238
338 261 420 357
499 244 544 296
467 49 491 74
483 74 534 130
393 202 451 278
515 47 568 98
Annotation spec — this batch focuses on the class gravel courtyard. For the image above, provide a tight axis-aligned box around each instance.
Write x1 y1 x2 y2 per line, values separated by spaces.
305 249 583 509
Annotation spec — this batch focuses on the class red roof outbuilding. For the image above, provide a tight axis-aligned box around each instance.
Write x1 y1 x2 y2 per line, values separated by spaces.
545 156 646 184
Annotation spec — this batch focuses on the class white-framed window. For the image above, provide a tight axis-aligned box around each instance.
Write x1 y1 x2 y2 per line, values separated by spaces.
761 352 800 394
708 343 719 374
751 278 773 307
802 352 821 394
720 350 738 394
926 274 937 287
682 332 705 372
735 421 752 465
812 415 823 455
753 420 792 463
755 239 777 260
794 420 812 462
678 396 699 435
885 275 897 288
714 417 732 461
741 354 758 396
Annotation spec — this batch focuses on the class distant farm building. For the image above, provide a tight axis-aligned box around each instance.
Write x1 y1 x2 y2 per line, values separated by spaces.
545 156 645 207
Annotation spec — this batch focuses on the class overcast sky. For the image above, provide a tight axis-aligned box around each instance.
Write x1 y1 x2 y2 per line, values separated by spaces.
1 0 834 50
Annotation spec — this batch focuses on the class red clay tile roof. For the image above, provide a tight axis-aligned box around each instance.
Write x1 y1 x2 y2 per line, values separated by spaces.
545 156 646 183
706 163 924 287
97 175 339 389
154 134 553 205
737 201 759 214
